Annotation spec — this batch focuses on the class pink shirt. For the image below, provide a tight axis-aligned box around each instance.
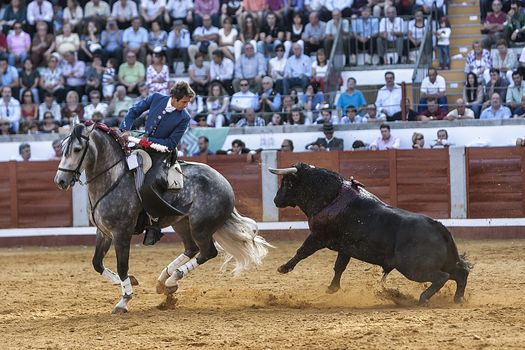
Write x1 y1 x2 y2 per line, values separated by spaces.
194 0 219 15
7 31 31 55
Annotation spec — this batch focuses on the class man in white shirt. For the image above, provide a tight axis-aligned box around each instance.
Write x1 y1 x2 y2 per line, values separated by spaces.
210 49 234 95
0 86 21 133
84 0 111 21
370 123 400 150
377 6 405 64
445 98 475 120
230 78 258 123
26 0 53 32
268 44 287 94
39 92 62 122
84 90 108 119
187 14 219 63
419 67 447 112
166 20 191 73
140 0 166 27
111 0 138 29
375 71 402 119
164 0 194 28
325 9 350 63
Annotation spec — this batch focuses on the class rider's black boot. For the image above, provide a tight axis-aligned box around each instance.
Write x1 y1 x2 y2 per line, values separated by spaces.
143 225 164 245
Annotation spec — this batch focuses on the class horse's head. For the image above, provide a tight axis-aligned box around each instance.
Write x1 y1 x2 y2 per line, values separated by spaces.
54 123 94 190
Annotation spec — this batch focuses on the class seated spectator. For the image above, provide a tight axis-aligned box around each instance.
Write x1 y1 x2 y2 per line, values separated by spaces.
325 10 350 64
206 82 229 127
364 103 387 122
480 92 512 119
369 123 400 150
338 105 367 124
217 16 237 61
375 71 402 119
268 44 287 94
194 0 220 27
193 114 208 128
62 51 86 98
55 22 80 56
411 132 425 149
108 85 134 117
188 52 210 96
284 11 305 57
101 17 123 66
258 12 285 57
268 112 285 126
102 58 117 100
281 94 296 122
26 0 53 32
418 67 447 113
51 1 64 34
61 90 84 124
1 0 26 34
378 6 405 64
20 89 38 122
280 139 294 152
164 0 195 31
146 20 168 63
516 136 525 146
314 108 333 124
188 14 219 62
19 58 40 104
0 86 20 132
506 71 525 111
79 20 102 64
311 48 328 92
230 78 258 122
0 55 19 91
283 43 311 95
464 41 492 84
389 98 417 121
140 0 165 28
302 11 326 55
305 122 344 151
84 54 104 97
431 129 451 148
407 10 426 63
38 92 61 121
7 22 30 68
350 6 379 66
146 47 169 95
336 77 367 117
118 51 145 94
417 0 445 18
258 76 282 121
112 0 138 29
84 0 111 24
209 49 234 95
30 21 54 68
220 0 241 26
482 68 508 109
234 13 258 59
505 0 525 44
301 83 324 120
463 72 484 118
226 139 251 155
39 54 65 102
417 98 447 121
289 108 308 125
186 94 205 120
39 111 59 133
63 0 84 30
14 142 31 161
166 20 190 73
445 98 475 120
349 0 370 17
481 0 506 49
193 136 214 156
488 39 516 84
0 116 14 135
122 17 148 63
84 90 108 120
133 82 149 105
233 42 266 92
234 107 266 127
513 95 525 118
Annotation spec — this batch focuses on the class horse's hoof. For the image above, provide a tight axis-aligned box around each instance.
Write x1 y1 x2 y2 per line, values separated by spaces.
129 275 139 286
112 306 128 314
165 284 179 294
278 265 292 274
156 280 166 294
326 285 340 294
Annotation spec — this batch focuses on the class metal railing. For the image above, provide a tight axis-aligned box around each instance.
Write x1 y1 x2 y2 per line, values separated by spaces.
324 20 344 106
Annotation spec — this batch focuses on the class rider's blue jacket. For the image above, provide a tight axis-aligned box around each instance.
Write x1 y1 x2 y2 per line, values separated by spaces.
120 93 190 151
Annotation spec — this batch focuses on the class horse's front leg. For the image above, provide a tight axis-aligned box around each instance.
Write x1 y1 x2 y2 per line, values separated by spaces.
112 231 134 314
93 229 120 285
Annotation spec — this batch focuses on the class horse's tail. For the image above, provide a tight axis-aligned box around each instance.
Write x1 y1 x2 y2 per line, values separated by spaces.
213 208 274 276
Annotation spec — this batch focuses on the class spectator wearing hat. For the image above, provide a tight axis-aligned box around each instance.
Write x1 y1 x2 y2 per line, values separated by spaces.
166 20 191 73
233 42 266 92
370 123 400 150
146 47 170 95
305 123 344 151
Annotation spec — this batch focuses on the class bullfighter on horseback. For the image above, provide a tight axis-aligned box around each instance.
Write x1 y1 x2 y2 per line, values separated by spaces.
120 81 196 246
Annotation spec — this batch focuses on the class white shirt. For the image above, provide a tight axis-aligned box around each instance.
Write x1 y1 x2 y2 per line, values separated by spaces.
84 103 109 120
167 28 191 48
210 57 234 80
165 0 194 18
324 0 353 11
165 98 176 112
111 0 138 19
305 0 324 11
379 17 404 41
27 0 54 25
269 56 287 79
420 75 446 95
375 84 402 117
230 91 257 110
0 97 21 125
436 27 451 46
140 0 166 17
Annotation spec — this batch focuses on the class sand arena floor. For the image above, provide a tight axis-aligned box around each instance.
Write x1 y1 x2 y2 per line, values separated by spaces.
0 239 524 349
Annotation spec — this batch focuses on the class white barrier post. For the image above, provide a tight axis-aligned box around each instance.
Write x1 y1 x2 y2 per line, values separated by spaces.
261 150 279 222
449 146 467 219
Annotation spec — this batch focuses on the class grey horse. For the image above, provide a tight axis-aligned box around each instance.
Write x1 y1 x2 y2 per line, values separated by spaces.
54 122 271 313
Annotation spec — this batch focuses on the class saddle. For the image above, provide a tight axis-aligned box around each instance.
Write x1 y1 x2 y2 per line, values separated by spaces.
130 150 190 218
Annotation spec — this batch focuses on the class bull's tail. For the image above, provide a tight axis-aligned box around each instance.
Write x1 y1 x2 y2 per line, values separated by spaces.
457 252 473 272
213 208 274 276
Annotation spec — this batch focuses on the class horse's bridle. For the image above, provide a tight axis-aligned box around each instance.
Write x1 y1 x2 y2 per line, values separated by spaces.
57 133 91 186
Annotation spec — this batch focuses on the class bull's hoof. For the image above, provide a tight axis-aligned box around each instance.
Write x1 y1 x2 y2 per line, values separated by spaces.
278 265 292 274
418 298 429 307
112 306 128 314
129 275 139 286
326 285 340 294
454 296 465 304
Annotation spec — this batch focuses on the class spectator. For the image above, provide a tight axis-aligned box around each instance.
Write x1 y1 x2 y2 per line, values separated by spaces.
506 0 525 43
206 82 229 127
108 85 134 117
305 122 344 151
118 51 145 94
188 14 220 62
463 72 484 118
61 90 84 124
235 107 266 127
84 54 104 97
305 0 324 14
289 108 307 125
336 77 367 117
416 0 444 17
39 54 65 103
241 0 266 21
506 71 525 111
55 22 80 56
30 21 54 67
378 6 405 65
301 83 324 119
310 48 328 92
84 0 111 24
488 39 516 84
337 105 366 124
84 90 108 120
0 53 19 91
230 78 258 120
283 43 311 95
51 0 64 34
516 136 525 146
26 0 53 30
166 20 191 74
100 17 123 66
146 20 168 61
258 76 282 120
280 139 294 152
258 12 285 57
122 17 148 63
0 116 14 135
480 92 512 119
49 138 63 159
268 44 287 94
7 22 30 68
0 86 20 132
411 132 425 149
407 10 426 63
227 138 251 155
352 140 367 150
234 13 258 59
111 0 138 29
164 0 195 31
435 16 451 70
280 94 295 122
19 58 40 104
62 51 86 98
389 98 417 121
146 47 169 95
375 71 402 119
63 0 84 30
186 94 205 121
417 98 447 121
188 52 210 96
194 0 220 27
350 6 379 66
431 129 451 148
325 10 349 64
134 82 149 105
445 98 475 120
233 42 266 92
20 89 38 122
1 0 26 34
302 11 326 55
284 11 305 57
315 107 333 124
38 92 61 121
220 0 242 25
15 143 31 161
217 16 238 61
209 49 234 95
266 0 285 18
464 41 492 83
78 20 102 63
193 136 214 155
419 67 447 113
482 68 508 109
482 0 506 49
102 58 117 100
369 123 400 150
364 103 387 122
370 0 391 17
140 0 166 28
513 95 525 118
39 111 59 133
268 112 284 125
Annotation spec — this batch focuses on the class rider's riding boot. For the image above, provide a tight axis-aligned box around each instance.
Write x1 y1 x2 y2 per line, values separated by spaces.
143 225 164 245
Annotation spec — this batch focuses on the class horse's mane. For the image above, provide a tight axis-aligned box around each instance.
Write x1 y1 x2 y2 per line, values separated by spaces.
64 122 130 157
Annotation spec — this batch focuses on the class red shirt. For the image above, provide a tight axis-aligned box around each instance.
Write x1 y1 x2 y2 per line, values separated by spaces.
485 12 506 33
421 107 447 120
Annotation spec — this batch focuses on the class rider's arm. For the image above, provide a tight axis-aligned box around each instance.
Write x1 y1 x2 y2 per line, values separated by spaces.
148 115 190 150
120 93 157 131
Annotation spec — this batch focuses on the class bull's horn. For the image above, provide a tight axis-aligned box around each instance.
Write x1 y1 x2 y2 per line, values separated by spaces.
268 167 298 175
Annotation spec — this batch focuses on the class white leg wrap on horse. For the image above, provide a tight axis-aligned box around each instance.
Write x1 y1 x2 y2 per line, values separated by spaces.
102 268 121 285
166 254 191 275
176 258 199 278
121 277 133 296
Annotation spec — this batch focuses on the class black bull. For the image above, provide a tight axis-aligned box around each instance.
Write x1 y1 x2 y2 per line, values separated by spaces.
270 163 470 305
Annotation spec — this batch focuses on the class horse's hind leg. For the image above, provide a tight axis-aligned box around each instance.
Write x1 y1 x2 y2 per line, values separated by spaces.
93 229 120 285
